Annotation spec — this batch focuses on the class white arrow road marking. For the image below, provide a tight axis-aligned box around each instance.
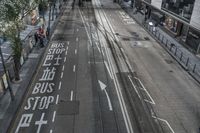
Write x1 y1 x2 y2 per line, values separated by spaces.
104 61 114 79
98 80 113 111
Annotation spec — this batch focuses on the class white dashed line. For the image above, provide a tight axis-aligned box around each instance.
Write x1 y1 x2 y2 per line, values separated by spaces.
77 28 79 32
62 65 65 71
3 53 9 56
56 95 59 104
75 49 77 55
61 72 63 79
52 111 56 122
67 41 70 45
58 81 62 90
76 37 79 42
73 65 76 72
70 91 74 101
64 57 67 62
66 46 68 51
50 129 53 133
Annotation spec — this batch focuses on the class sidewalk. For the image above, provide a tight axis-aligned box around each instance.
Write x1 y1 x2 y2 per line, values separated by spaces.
120 1 200 83
0 2 64 132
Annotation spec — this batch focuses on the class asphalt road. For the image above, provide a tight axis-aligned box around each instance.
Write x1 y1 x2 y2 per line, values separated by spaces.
8 1 129 133
94 0 200 132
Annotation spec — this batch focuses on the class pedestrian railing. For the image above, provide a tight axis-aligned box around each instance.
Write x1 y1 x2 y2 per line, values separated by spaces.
145 24 200 82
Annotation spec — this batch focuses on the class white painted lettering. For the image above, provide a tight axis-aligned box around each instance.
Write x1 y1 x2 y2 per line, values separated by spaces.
15 114 33 133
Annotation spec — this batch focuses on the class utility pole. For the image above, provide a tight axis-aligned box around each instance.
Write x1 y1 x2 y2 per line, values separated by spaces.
0 40 14 101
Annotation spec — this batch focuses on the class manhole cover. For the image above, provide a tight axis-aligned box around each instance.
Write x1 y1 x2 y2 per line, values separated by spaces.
115 33 120 35
122 37 130 41
144 37 150 40
165 59 173 64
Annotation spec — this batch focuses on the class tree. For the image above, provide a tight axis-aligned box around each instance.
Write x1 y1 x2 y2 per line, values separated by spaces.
0 0 39 81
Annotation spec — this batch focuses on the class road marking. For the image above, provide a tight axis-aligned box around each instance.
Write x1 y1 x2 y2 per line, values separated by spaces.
80 7 133 132
76 37 79 42
75 49 77 55
65 50 68 55
104 61 114 79
62 65 65 71
134 77 155 105
70 91 74 101
66 46 68 51
56 95 59 104
152 116 175 133
77 28 79 32
128 75 141 99
64 57 67 62
58 81 62 90
98 80 113 111
60 72 64 79
73 65 76 72
52 111 56 122
2 53 9 56
67 41 70 45
50 129 53 133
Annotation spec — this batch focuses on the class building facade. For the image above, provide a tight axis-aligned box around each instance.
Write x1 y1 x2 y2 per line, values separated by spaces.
141 0 200 54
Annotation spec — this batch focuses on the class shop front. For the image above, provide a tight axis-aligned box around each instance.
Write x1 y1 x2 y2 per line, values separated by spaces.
162 15 183 37
186 28 200 54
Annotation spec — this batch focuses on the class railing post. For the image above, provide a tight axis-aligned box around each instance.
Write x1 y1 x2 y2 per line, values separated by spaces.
166 39 168 47
162 36 164 43
186 57 189 66
193 64 196 73
175 47 177 56
180 52 183 61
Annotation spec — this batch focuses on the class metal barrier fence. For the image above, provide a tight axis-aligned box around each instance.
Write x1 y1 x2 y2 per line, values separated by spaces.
145 24 200 82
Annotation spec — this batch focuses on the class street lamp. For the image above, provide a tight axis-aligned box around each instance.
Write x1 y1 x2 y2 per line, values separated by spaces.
0 39 14 101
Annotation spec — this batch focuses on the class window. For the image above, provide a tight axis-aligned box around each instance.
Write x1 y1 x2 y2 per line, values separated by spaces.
161 0 195 21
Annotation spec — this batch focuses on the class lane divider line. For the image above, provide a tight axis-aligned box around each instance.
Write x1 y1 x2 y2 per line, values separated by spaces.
60 72 64 79
75 49 77 55
67 41 70 45
56 95 59 104
50 129 53 133
134 77 155 105
73 65 76 72
58 81 62 90
62 65 65 71
70 91 74 101
64 57 67 63
52 111 56 122
152 116 175 133
76 37 79 42
128 75 141 99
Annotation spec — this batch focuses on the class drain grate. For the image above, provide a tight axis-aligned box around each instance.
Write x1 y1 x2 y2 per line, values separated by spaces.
122 37 130 41
164 59 173 64
144 37 150 40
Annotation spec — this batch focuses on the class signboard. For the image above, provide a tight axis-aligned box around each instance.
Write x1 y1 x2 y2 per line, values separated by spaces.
190 0 200 29
151 0 162 9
